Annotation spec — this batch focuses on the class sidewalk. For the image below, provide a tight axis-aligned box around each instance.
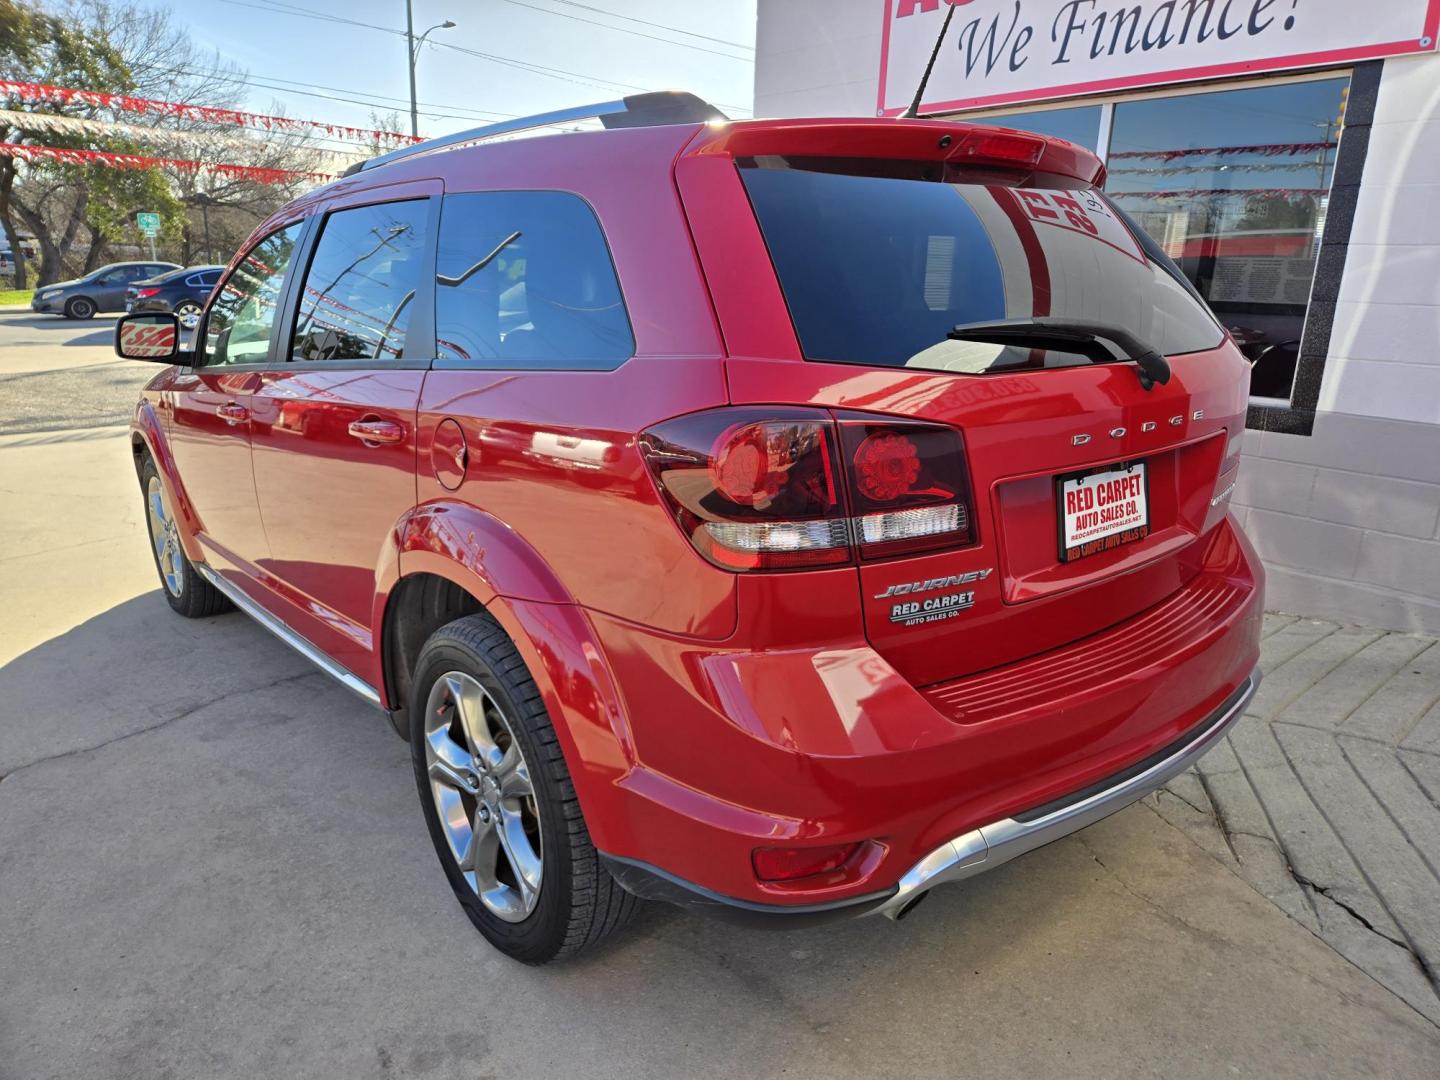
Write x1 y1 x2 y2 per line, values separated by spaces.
1153 615 1440 1022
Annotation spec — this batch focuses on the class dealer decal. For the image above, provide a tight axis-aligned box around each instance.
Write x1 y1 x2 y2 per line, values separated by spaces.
889 590 977 626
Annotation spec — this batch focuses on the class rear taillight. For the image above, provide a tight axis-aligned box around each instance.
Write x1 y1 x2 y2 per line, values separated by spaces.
639 407 975 571
134 287 161 298
836 416 974 559
639 408 848 571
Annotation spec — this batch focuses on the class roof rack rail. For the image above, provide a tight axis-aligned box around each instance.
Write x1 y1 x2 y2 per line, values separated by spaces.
345 91 727 176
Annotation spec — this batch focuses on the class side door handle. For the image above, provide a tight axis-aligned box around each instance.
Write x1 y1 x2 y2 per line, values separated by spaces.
347 418 406 446
217 402 249 425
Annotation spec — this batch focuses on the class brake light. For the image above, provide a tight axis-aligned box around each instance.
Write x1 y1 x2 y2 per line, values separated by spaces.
838 417 974 559
639 408 975 571
948 128 1046 168
134 287 161 298
639 408 849 571
752 842 861 882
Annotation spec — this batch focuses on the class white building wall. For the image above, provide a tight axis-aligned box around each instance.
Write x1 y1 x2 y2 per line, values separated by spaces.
754 1 1440 633
1239 53 1440 633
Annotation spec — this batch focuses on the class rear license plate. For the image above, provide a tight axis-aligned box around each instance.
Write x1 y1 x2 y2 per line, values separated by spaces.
1058 461 1149 561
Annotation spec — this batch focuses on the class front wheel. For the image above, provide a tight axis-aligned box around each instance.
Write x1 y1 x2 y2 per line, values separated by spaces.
140 456 232 618
64 296 96 319
409 614 637 963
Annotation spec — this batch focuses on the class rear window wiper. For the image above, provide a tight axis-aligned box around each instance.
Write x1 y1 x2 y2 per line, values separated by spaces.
947 318 1172 390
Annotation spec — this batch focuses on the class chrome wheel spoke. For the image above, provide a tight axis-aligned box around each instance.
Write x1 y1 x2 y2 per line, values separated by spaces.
495 748 533 800
447 675 504 771
459 805 499 873
426 730 479 794
496 802 542 906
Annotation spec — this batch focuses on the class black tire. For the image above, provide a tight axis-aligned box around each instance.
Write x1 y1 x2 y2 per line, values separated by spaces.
64 296 96 319
140 455 233 618
409 613 638 963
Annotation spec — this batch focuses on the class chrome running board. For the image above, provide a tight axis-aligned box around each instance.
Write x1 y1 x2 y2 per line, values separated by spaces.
195 564 383 709
872 671 1260 920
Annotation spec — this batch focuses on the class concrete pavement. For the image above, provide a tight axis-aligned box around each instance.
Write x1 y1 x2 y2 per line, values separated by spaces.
2 313 1438 1078
1154 617 1440 1023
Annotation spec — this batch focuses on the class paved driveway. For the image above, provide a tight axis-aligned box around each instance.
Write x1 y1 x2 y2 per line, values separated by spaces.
1 312 1436 1079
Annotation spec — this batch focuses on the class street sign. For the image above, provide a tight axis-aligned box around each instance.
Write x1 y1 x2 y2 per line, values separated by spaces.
136 212 161 236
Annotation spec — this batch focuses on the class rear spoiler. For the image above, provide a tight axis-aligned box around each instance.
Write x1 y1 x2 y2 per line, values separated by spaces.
682 117 1105 187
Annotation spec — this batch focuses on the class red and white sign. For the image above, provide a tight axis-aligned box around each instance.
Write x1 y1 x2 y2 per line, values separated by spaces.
878 0 1440 115
119 320 177 359
1010 186 1145 262
1060 462 1148 559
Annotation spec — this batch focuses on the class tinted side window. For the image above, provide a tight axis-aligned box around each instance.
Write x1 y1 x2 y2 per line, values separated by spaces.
203 222 304 367
435 191 633 370
291 199 428 363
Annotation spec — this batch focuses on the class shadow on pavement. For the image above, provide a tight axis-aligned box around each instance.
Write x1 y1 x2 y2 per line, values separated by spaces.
0 592 1435 1078
2 312 118 346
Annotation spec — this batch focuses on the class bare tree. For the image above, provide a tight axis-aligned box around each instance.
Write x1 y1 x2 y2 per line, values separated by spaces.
1 0 338 286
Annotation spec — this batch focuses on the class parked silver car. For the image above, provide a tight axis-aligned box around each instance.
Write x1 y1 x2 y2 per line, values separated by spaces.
31 260 180 319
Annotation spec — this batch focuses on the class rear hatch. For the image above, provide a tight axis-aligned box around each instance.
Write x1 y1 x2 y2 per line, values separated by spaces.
683 123 1248 687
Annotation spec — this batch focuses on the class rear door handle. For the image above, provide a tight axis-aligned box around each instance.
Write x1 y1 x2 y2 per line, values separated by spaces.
347 418 406 445
217 402 249 425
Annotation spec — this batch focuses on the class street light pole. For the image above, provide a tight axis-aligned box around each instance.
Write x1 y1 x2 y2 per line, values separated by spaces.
405 3 455 139
406 0 419 138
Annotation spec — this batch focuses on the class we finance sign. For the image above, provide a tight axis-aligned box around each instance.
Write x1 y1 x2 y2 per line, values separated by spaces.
877 0 1440 114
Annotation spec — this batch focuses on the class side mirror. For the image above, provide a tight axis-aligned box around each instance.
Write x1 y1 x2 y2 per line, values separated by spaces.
115 312 194 364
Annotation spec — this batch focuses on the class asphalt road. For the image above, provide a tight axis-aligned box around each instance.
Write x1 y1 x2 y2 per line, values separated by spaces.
0 310 157 433
1 311 1437 1079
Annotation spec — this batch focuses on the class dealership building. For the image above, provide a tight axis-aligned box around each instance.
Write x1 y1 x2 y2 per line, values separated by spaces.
753 0 1440 633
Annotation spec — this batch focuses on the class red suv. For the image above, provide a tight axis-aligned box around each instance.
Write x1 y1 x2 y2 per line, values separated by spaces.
114 92 1262 963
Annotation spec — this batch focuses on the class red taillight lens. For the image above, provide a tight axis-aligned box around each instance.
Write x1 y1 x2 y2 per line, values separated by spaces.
639 408 849 571
639 408 975 571
949 128 1046 168
134 287 161 298
837 417 975 559
752 842 861 883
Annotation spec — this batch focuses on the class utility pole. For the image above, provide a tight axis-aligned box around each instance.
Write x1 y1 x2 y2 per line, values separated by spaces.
405 3 455 139
406 0 419 138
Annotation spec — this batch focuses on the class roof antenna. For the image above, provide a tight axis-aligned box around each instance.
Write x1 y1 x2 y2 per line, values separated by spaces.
900 3 959 119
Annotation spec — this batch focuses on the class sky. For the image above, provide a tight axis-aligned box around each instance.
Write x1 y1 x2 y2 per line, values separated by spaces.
167 0 758 141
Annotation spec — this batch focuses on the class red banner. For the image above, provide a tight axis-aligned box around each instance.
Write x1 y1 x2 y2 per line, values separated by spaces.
1107 142 1339 162
0 142 334 184
0 79 420 146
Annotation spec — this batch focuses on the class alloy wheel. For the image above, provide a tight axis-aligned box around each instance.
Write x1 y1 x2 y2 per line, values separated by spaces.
176 302 202 330
146 475 184 597
423 670 543 922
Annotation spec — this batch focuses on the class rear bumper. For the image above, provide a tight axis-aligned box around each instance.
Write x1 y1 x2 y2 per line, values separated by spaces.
585 517 1264 912
601 669 1257 925
871 669 1257 919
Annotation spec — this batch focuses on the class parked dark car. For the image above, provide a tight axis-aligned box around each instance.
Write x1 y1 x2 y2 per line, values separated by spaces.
32 261 180 319
126 265 225 329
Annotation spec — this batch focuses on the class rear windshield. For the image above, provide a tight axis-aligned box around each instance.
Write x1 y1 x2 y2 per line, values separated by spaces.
738 157 1223 374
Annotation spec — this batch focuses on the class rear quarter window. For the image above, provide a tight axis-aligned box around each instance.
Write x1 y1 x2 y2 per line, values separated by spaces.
739 158 1223 374
433 191 634 370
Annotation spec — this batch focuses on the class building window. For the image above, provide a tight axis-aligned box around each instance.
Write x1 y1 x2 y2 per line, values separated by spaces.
1106 77 1350 402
